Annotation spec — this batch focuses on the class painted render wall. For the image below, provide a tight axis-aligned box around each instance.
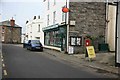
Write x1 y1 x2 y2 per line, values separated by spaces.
107 5 116 51
43 0 69 50
26 17 44 45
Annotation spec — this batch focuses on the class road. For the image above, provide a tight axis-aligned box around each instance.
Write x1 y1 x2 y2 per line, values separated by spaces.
2 44 118 78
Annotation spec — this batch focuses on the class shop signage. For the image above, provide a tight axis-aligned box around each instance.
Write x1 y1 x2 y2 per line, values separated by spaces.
70 20 76 25
42 24 59 31
86 46 96 59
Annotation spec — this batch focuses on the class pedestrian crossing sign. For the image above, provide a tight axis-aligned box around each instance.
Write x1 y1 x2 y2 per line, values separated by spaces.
86 46 96 58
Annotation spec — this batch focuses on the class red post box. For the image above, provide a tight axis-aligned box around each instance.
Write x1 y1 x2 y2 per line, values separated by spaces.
85 39 90 46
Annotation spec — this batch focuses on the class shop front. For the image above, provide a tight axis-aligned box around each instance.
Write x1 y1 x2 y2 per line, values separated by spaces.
42 24 67 51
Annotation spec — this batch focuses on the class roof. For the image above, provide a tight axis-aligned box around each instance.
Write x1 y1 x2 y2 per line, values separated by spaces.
0 20 21 27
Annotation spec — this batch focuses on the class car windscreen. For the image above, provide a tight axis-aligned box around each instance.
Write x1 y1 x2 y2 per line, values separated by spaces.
31 40 40 44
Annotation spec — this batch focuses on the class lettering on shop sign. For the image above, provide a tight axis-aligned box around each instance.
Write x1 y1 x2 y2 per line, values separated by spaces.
86 46 96 59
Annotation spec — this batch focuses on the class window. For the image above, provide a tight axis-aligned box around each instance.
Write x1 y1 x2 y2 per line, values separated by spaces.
38 24 40 32
70 36 82 46
38 16 40 19
62 6 66 22
48 0 50 10
47 15 49 26
53 11 56 24
62 12 65 22
44 31 61 47
53 0 56 5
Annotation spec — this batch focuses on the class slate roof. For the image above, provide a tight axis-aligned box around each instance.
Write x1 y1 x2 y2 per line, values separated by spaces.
0 20 21 27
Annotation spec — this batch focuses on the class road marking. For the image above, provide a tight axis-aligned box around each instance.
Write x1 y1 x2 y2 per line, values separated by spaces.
2 59 4 62
3 70 7 76
1 55 3 58
2 63 5 67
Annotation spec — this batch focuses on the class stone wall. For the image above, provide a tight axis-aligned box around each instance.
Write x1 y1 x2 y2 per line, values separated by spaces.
69 2 106 53
4 26 21 43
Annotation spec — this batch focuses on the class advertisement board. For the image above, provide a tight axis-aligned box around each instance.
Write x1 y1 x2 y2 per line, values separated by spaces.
86 46 96 59
116 1 120 66
68 46 74 54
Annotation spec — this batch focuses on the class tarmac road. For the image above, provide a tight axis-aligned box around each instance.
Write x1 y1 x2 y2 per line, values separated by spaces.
1 44 118 78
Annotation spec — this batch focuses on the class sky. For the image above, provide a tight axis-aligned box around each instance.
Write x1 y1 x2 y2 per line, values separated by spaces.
0 0 44 33
0 0 119 34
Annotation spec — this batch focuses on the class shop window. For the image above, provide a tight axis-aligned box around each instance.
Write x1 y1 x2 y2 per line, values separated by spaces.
44 30 61 47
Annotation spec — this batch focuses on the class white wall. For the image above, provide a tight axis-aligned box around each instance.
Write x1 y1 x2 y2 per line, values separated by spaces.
107 5 117 51
25 16 44 45
21 34 25 43
43 0 69 27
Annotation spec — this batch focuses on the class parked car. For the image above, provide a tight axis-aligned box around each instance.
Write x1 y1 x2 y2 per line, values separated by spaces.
27 40 43 51
23 40 28 48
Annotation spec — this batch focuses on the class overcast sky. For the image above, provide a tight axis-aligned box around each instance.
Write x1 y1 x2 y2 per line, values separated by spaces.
0 0 44 33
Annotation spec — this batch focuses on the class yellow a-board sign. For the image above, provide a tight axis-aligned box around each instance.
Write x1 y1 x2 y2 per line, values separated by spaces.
86 46 96 58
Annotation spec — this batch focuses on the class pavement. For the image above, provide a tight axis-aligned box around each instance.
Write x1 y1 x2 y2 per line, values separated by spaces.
0 42 2 79
3 44 120 77
43 47 119 76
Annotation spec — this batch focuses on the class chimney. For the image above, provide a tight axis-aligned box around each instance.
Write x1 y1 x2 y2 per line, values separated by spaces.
10 17 15 26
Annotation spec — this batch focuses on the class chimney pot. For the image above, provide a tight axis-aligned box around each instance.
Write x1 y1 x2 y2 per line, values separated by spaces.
10 18 15 26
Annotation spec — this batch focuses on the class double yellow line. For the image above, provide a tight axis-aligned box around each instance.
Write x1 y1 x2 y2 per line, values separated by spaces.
1 54 7 76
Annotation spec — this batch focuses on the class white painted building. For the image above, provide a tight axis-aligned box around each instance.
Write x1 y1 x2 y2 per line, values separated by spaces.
42 0 116 53
42 0 69 51
21 33 26 43
106 3 118 51
25 16 44 45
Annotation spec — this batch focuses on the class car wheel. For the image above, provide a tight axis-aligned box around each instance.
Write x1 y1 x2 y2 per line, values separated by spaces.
40 49 43 52
27 47 29 50
30 47 33 51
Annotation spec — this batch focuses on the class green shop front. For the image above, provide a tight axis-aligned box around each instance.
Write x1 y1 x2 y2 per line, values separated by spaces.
42 24 67 51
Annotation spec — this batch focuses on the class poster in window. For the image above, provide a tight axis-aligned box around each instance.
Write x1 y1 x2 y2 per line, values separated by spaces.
70 36 82 46
77 37 81 45
71 37 76 45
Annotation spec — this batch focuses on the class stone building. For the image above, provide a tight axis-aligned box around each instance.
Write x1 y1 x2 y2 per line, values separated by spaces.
0 18 22 43
69 2 106 53
43 1 106 54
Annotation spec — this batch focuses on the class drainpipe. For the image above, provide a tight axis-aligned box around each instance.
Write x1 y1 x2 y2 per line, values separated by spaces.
105 0 109 43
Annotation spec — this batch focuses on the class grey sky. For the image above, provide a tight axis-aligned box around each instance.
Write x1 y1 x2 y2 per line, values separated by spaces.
0 1 44 33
